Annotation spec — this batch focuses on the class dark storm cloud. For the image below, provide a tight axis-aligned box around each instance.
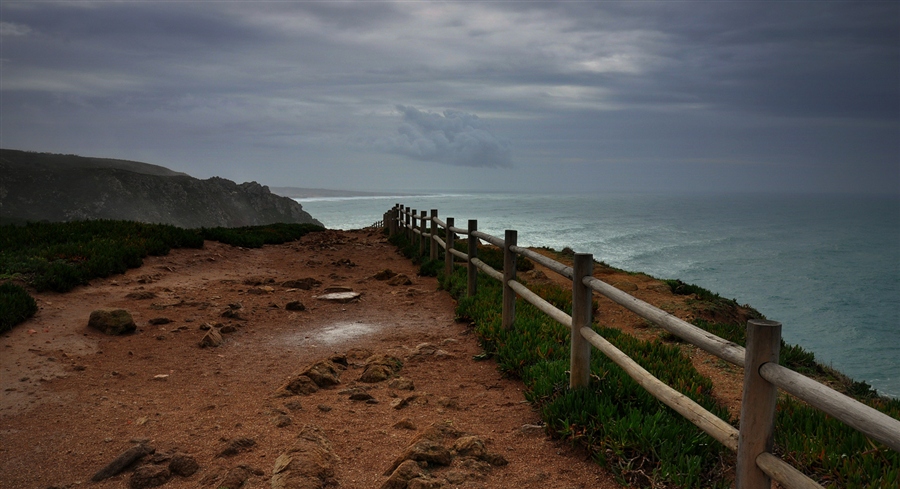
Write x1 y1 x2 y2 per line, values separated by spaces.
381 106 512 168
0 0 896 193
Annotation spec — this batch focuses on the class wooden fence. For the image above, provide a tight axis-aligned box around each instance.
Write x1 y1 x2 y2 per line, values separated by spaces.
380 204 900 489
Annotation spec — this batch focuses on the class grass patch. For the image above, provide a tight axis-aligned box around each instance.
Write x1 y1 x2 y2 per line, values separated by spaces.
0 220 325 331
442 265 732 487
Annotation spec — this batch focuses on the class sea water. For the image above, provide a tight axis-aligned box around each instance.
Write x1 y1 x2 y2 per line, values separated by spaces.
297 193 900 398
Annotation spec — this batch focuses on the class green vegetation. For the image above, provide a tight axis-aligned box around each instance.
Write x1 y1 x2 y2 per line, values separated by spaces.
389 236 899 487
0 220 325 331
443 267 732 487
0 282 37 333
200 222 324 248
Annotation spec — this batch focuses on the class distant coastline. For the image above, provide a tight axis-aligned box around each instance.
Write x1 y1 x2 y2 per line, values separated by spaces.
270 187 422 199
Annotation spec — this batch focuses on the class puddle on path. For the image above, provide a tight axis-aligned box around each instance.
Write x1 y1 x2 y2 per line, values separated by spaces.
277 321 382 347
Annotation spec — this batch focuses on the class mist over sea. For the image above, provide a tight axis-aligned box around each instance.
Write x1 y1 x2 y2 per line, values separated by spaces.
297 193 900 398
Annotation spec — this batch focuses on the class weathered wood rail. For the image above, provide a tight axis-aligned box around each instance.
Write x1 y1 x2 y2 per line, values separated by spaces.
380 204 900 489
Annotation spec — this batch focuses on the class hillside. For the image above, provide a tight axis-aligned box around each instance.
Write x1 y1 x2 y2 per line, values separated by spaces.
0 149 322 228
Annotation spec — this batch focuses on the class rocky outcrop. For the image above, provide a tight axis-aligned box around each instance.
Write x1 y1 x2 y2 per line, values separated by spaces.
0 149 322 228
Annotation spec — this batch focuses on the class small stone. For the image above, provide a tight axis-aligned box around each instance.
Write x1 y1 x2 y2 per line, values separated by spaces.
168 453 199 477
285 301 306 311
282 278 321 290
388 377 415 391
393 419 417 430
317 404 332 412
219 466 251 489
387 274 412 286
129 465 171 489
273 415 292 428
373 269 397 280
219 324 238 334
148 317 172 325
198 328 224 348
284 400 303 411
217 437 256 457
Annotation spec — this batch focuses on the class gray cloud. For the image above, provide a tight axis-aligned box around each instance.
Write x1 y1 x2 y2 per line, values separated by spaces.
0 1 896 193
381 106 512 168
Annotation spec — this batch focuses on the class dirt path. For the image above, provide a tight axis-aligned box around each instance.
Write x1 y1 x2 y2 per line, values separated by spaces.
1 229 624 489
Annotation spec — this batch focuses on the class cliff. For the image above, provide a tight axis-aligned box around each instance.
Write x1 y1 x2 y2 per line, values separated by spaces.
0 149 322 228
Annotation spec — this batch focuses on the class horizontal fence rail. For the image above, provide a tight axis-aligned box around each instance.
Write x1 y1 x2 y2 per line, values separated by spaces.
383 203 900 489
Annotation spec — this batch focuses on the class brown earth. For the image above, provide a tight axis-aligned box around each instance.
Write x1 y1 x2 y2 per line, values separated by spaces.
0 228 747 489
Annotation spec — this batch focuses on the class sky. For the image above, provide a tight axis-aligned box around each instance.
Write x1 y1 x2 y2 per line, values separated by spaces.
1 1 898 194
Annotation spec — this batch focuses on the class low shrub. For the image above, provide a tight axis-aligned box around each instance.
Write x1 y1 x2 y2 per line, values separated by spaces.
0 282 38 333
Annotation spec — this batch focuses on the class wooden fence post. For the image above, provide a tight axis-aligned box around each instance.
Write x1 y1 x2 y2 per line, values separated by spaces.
570 253 593 389
430 209 438 261
467 219 477 297
407 208 414 242
419 210 427 257
502 230 517 331
736 319 782 489
445 217 455 277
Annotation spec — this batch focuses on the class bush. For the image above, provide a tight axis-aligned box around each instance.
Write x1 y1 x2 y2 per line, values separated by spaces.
0 282 38 333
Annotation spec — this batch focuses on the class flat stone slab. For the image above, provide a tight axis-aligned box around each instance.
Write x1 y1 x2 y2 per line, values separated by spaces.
316 292 361 303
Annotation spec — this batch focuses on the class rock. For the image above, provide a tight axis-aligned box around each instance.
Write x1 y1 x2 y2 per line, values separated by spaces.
359 364 394 383
285 301 306 311
400 440 452 467
452 436 486 458
373 269 398 280
275 375 319 396
388 377 415 391
387 274 412 286
88 309 136 335
129 465 171 489
317 404 332 412
221 309 247 320
380 459 427 489
391 395 418 410
271 425 340 489
220 324 238 334
407 476 444 489
316 291 361 303
301 360 343 388
282 278 322 290
518 424 545 436
91 443 154 481
147 317 172 325
218 437 256 457
437 397 459 410
168 453 200 477
198 328 224 348
346 388 374 402
247 286 275 294
284 400 304 411
220 466 252 489
273 414 293 428
393 419 417 430
482 452 508 467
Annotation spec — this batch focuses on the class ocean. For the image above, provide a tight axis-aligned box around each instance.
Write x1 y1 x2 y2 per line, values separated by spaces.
296 193 900 398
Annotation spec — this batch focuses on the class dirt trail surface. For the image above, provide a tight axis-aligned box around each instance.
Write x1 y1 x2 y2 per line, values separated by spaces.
1 229 628 489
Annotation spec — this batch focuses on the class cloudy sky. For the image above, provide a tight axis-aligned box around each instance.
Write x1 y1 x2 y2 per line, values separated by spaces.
1 1 897 194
